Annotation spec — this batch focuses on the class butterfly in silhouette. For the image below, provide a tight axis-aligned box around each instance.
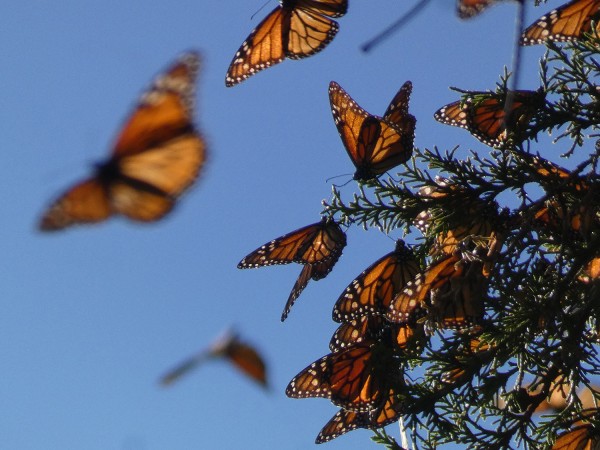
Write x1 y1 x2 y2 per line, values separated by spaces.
39 52 206 231
329 81 416 181
315 387 403 443
225 0 348 86
332 240 419 322
434 88 545 149
160 329 268 388
521 0 600 45
238 217 347 321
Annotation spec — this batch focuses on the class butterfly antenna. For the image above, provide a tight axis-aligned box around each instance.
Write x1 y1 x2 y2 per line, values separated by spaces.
251 0 272 20
361 0 431 53
325 173 353 187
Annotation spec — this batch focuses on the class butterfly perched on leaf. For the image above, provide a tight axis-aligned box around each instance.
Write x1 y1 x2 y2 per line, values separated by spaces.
286 334 405 412
238 217 347 321
552 424 600 449
332 240 420 322
39 52 206 231
329 81 416 181
521 0 600 46
457 0 504 19
315 387 403 443
225 0 348 86
434 88 545 149
160 328 268 388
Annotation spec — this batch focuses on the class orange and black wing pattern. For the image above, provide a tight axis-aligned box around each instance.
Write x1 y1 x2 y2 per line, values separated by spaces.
225 0 348 86
219 337 269 388
286 339 401 412
521 0 600 46
40 52 205 231
329 81 414 181
387 253 463 323
434 89 545 149
552 424 600 449
333 240 419 322
315 388 402 443
238 217 346 268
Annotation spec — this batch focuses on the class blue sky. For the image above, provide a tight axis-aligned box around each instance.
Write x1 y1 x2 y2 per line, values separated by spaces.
0 1 576 449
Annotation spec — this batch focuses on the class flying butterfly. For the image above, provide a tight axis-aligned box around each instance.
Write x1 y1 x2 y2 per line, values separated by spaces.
286 334 404 412
225 0 348 86
39 52 206 231
315 387 403 443
457 0 504 19
329 81 416 181
434 88 545 149
552 424 600 449
159 329 268 388
238 217 347 321
521 0 600 46
333 240 420 322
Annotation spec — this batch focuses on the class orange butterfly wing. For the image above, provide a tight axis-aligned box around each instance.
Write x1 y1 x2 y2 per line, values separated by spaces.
225 0 347 86
521 0 600 45
457 0 501 19
329 81 413 181
315 388 402 443
552 425 600 449
434 90 544 149
222 340 269 388
333 240 420 322
39 52 205 230
238 218 346 267
386 254 463 323
286 341 398 412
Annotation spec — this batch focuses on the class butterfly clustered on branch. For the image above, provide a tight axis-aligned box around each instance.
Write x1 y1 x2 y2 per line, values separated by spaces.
32 0 600 448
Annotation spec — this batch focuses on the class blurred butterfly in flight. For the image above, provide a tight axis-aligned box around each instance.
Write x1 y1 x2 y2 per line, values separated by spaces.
39 52 206 231
238 217 347 321
225 0 348 86
329 81 416 181
160 328 268 389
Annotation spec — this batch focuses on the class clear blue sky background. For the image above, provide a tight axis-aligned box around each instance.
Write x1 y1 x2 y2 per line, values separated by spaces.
0 1 575 449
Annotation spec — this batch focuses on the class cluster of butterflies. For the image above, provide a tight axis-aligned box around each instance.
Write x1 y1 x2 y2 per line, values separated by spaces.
33 0 600 447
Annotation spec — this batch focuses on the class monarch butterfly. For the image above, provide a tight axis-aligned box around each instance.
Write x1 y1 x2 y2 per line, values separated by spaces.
579 256 600 283
159 329 268 388
521 0 600 46
238 217 347 321
529 156 589 192
434 89 545 149
332 240 420 322
329 81 416 181
552 424 600 449
329 315 419 353
39 52 206 231
457 0 502 19
428 261 486 329
286 336 404 412
386 253 464 324
225 0 348 86
315 388 403 443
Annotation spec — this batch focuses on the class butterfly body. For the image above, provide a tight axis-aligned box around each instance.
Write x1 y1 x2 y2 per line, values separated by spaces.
39 52 205 231
225 0 348 86
329 81 415 181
